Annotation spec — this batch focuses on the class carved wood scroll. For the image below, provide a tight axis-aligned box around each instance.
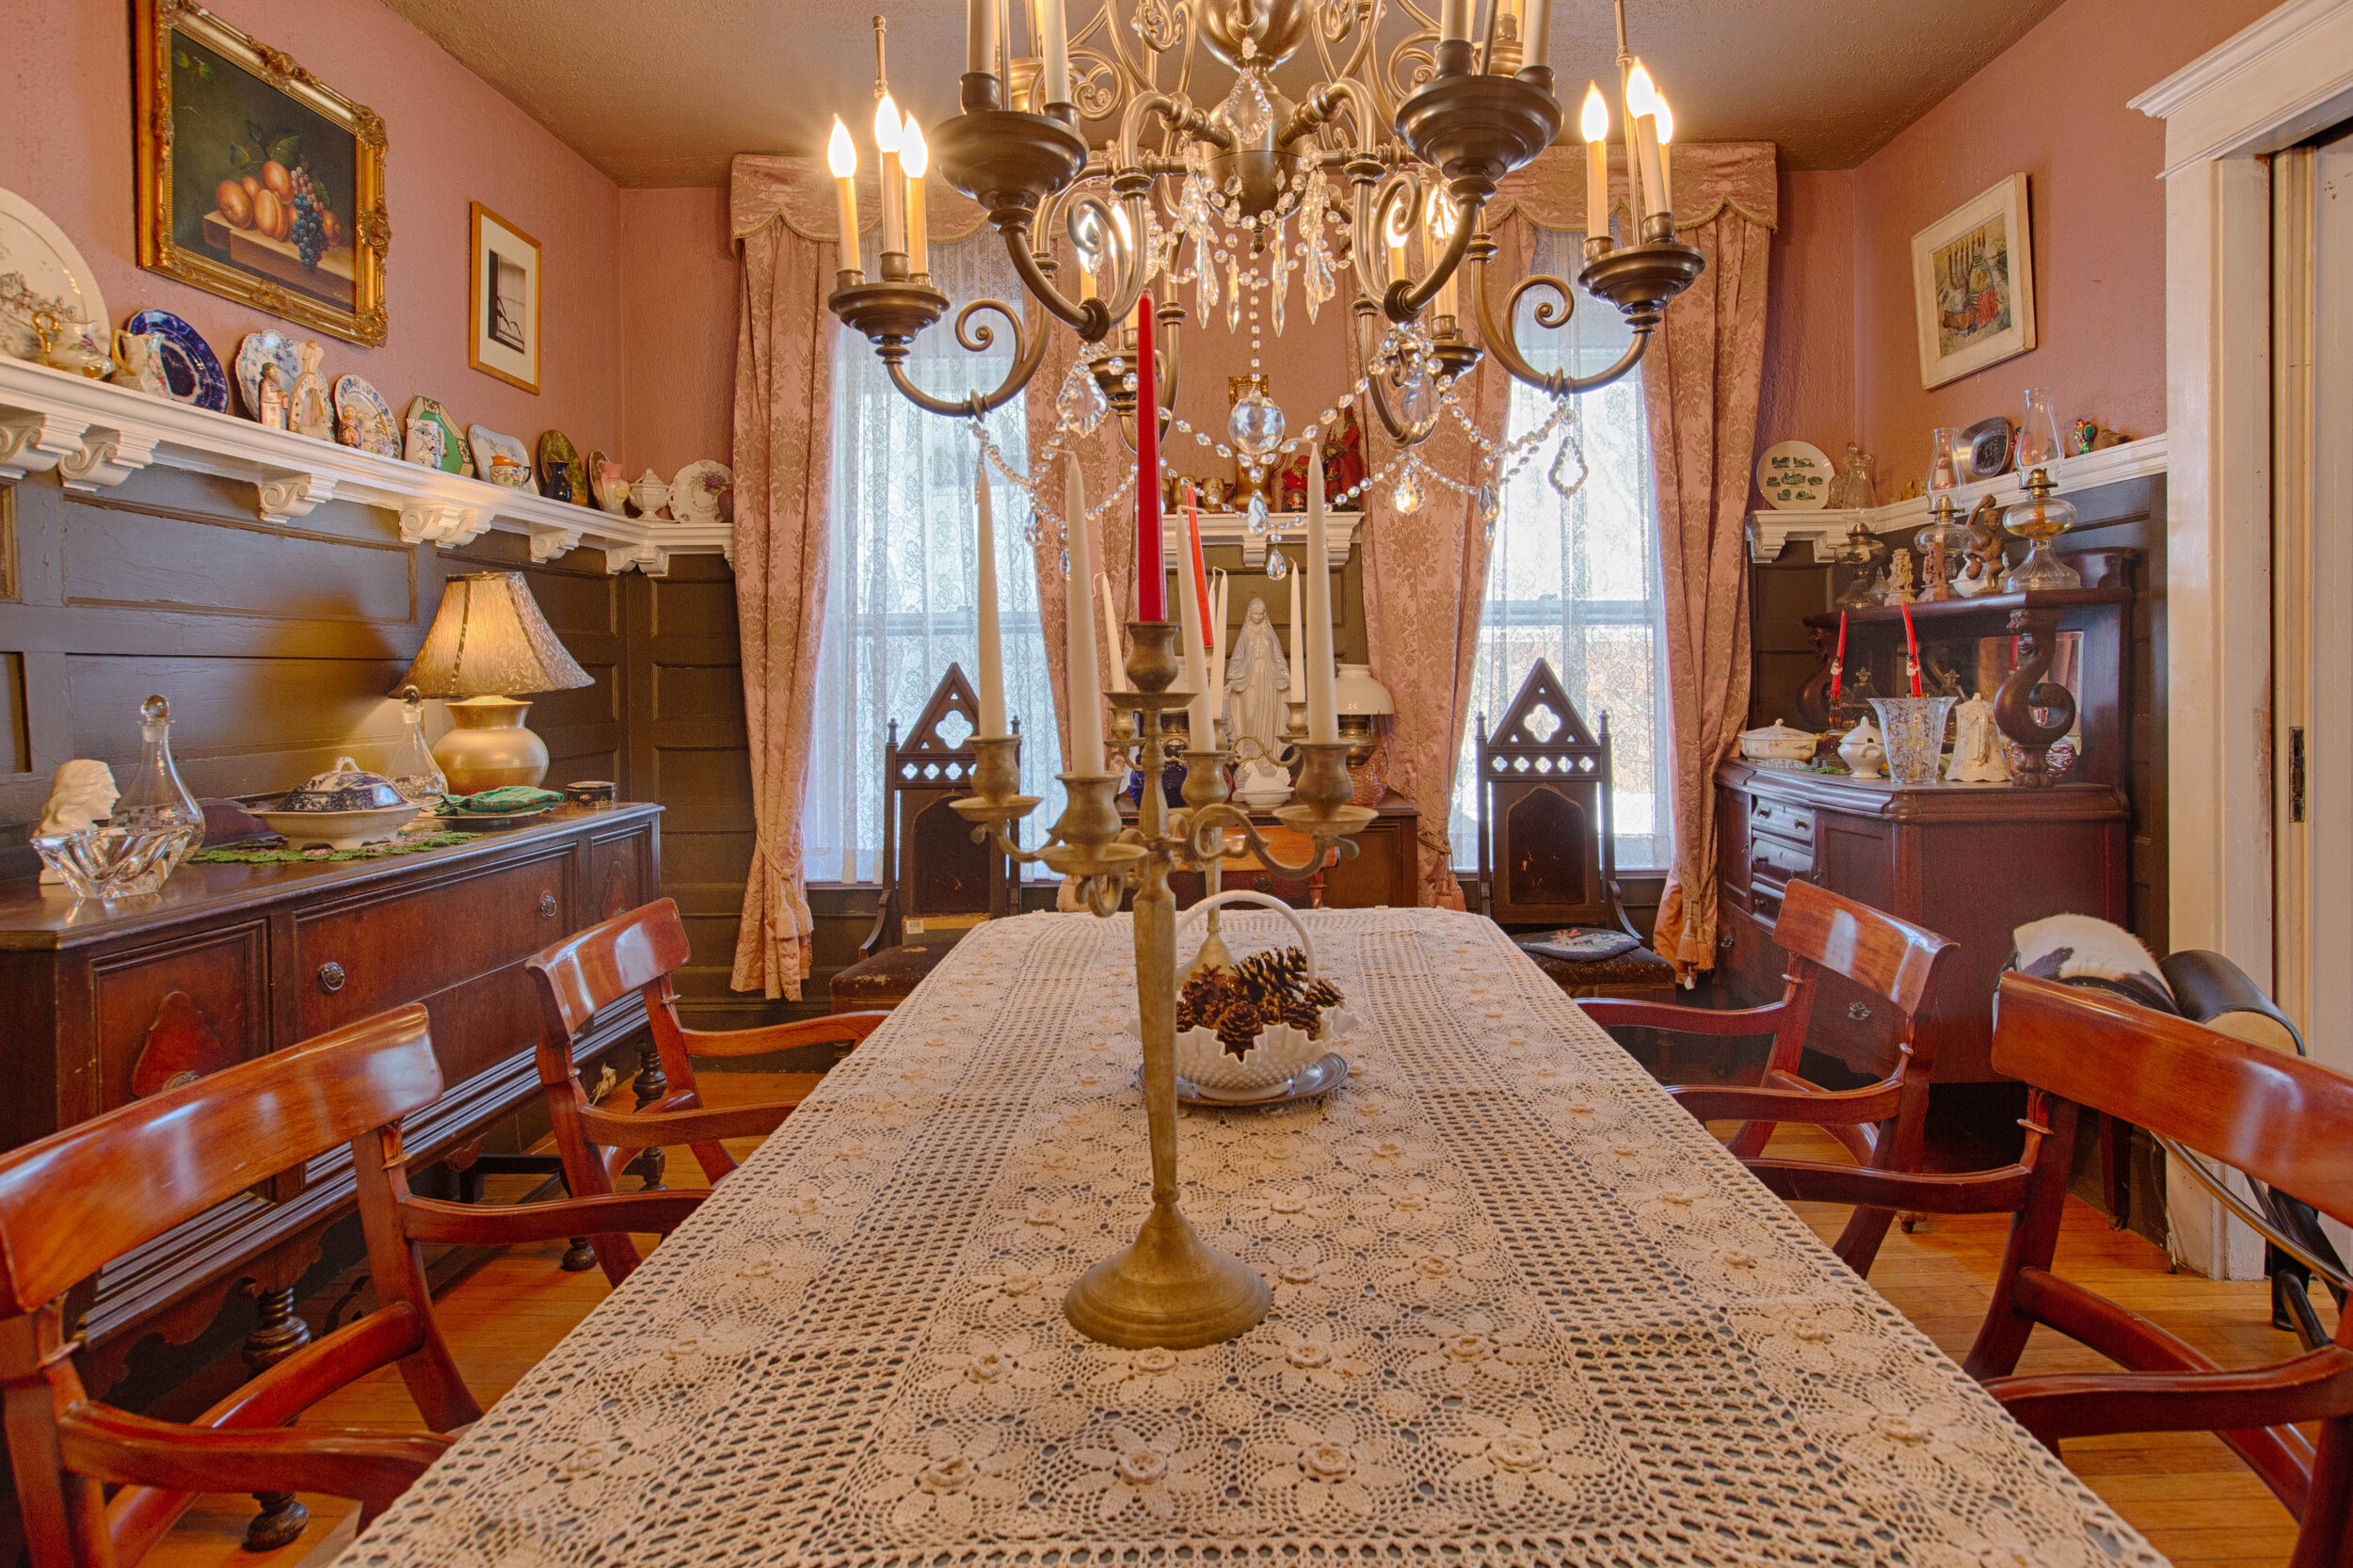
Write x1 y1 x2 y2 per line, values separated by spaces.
131 990 235 1097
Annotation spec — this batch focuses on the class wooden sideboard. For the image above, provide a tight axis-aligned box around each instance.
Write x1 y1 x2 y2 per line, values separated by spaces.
0 804 661 1381
1122 790 1421 909
1716 761 2126 1082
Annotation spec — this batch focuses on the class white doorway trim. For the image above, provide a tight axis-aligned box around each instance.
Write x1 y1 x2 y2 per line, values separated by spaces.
2132 0 2353 1277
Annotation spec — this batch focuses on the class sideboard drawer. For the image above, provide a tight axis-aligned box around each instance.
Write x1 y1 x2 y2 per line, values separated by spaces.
1749 834 1815 894
1749 795 1815 847
296 850 571 1034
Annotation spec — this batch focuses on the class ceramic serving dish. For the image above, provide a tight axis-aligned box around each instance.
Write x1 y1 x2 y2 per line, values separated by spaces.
123 309 230 410
1737 718 1817 766
234 329 301 421
469 424 536 490
251 756 420 850
333 374 400 456
1173 1005 1358 1100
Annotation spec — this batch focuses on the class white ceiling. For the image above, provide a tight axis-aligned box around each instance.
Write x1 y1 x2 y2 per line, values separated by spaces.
382 0 2070 187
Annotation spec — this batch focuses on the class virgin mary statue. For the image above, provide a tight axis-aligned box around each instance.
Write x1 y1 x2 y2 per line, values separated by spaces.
1223 596 1290 761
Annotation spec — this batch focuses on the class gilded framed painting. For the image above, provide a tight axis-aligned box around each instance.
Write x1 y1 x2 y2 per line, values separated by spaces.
1911 173 2036 391
133 0 389 346
468 202 540 394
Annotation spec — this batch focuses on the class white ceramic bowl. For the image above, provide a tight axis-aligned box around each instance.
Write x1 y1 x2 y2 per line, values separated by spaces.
1176 1006 1356 1099
251 804 423 851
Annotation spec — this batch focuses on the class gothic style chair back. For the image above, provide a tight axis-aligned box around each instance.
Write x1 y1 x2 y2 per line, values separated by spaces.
1474 660 1674 997
0 1004 702 1568
1584 877 1958 1273
830 664 1014 1013
528 898 888 1284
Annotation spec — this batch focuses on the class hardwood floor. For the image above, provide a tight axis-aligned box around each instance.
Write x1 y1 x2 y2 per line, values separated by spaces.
140 1084 2331 1568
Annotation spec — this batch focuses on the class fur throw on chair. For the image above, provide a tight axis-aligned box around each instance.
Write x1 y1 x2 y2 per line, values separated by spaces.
2009 914 2178 1015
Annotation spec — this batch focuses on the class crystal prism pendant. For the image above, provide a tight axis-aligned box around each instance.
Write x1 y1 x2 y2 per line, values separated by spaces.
1057 362 1108 438
1264 536 1289 578
1245 493 1269 534
1228 385 1285 458
1548 433 1589 502
1477 483 1500 536
1392 471 1425 514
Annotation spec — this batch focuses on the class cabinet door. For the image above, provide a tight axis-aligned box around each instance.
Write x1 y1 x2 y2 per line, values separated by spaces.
584 822 656 923
91 922 268 1115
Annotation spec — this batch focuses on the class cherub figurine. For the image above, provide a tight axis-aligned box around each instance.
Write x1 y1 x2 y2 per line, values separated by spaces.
1953 495 2005 597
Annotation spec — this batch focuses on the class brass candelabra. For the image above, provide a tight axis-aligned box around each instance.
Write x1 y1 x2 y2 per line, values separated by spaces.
952 620 1374 1348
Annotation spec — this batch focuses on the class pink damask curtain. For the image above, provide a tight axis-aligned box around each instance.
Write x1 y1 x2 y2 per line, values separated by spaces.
725 156 990 998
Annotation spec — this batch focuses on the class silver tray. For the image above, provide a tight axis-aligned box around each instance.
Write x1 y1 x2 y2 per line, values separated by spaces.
1154 1051 1350 1108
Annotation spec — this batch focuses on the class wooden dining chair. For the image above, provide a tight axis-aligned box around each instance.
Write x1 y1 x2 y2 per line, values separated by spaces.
0 1003 698 1568
1578 877 1958 1274
526 897 891 1285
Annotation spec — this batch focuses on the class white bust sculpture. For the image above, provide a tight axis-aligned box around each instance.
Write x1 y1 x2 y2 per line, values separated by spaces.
1223 596 1289 767
1946 692 2011 782
37 760 120 883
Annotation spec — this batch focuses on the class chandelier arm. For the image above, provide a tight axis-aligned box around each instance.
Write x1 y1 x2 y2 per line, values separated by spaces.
1351 171 1415 312
1467 246 1652 396
1384 176 1485 323
1002 218 1112 340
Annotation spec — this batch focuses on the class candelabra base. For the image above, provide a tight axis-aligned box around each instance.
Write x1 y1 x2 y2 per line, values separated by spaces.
1063 1200 1270 1349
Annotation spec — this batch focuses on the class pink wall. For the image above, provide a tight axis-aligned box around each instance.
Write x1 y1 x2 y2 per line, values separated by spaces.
619 187 737 479
4 0 624 458
1755 0 2278 498
1757 168 1858 473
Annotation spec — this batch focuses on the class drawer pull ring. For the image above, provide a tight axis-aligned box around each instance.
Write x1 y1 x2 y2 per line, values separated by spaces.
538 893 559 919
317 961 346 994
1718 930 1736 952
1848 1000 1873 1022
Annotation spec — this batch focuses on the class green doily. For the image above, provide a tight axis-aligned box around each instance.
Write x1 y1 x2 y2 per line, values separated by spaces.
190 831 481 865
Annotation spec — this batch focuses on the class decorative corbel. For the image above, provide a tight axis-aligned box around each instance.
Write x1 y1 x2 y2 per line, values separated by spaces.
59 424 162 492
0 408 92 482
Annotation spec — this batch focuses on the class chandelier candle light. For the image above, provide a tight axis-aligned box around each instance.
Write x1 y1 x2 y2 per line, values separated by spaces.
826 0 1707 524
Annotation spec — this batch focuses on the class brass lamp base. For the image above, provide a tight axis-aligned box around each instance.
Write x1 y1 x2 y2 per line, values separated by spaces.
431 696 549 793
1064 1200 1270 1349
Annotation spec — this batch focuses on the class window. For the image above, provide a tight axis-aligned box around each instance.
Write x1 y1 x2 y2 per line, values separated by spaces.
1452 228 1673 873
801 232 1062 885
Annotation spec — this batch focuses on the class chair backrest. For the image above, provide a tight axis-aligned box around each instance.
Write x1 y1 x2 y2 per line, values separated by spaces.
0 1006 441 1318
882 664 1010 928
1474 659 1616 928
526 896 693 1043
1993 971 2353 1233
1776 877 1952 1022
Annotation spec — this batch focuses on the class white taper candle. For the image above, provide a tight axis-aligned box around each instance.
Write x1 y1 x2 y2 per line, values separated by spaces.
1304 449 1338 744
974 456 1006 735
1064 461 1105 772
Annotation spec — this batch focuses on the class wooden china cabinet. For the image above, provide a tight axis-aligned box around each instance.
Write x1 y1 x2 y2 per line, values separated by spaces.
1716 552 2137 1086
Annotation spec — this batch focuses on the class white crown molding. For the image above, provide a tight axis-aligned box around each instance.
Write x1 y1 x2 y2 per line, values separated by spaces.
0 357 729 572
1160 509 1360 569
1744 432 2169 563
2132 0 2353 170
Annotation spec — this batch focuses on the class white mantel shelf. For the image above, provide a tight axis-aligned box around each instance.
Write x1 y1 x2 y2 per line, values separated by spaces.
1160 508 1360 569
1744 433 2169 564
0 357 728 574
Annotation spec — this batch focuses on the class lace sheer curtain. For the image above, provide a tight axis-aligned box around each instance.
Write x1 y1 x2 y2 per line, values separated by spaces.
801 233 1056 884
1452 226 1674 872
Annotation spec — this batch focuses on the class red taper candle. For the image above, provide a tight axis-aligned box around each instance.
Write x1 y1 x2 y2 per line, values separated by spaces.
1829 611 1847 701
1134 295 1165 622
1899 600 1922 696
1185 483 1212 646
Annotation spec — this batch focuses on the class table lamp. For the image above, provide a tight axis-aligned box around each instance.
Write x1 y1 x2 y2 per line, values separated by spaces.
393 571 592 793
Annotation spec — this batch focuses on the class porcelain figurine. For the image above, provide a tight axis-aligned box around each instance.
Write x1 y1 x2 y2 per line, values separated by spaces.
109 328 172 399
1945 693 2011 783
629 469 671 520
1222 596 1290 768
255 361 288 430
288 341 334 440
1878 549 1916 605
1837 715 1886 780
36 760 119 884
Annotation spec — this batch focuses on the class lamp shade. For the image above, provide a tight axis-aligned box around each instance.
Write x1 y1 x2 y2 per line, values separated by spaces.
394 572 593 698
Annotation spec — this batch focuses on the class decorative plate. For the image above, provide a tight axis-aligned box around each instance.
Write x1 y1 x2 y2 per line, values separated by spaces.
433 803 556 831
404 396 470 473
536 430 586 504
468 424 536 491
332 374 400 456
668 458 733 525
0 186 107 366
234 329 301 421
1961 416 2013 482
124 309 230 411
1754 440 1832 510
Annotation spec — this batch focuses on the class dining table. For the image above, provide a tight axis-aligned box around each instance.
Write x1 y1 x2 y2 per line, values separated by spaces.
336 907 2166 1568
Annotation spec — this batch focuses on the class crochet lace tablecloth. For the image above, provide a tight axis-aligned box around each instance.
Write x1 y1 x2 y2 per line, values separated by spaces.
340 908 2164 1568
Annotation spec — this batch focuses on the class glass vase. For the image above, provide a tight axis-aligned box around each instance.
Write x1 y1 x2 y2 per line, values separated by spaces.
388 685 448 807
1869 696 1958 787
107 695 205 891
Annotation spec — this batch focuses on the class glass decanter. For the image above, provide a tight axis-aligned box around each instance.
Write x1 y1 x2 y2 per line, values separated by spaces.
387 685 448 808
2014 387 2065 471
109 695 205 890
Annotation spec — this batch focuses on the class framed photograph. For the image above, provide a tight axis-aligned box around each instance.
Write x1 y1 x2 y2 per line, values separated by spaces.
133 0 388 346
469 201 540 393
1911 173 2036 390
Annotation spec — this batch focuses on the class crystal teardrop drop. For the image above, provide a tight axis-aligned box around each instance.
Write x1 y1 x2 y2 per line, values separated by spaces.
1392 472 1425 514
1265 538 1289 578
1246 493 1269 534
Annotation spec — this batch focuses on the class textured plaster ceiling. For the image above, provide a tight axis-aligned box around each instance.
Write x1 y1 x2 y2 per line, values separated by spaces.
381 0 2070 187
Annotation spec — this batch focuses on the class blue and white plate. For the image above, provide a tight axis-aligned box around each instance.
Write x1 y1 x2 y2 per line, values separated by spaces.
332 374 399 457
234 328 300 421
123 309 229 412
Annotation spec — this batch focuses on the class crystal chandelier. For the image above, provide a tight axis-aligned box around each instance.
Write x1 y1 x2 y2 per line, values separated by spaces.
824 0 1705 530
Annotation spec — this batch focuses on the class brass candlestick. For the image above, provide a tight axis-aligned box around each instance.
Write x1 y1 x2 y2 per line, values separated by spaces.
952 620 1372 1348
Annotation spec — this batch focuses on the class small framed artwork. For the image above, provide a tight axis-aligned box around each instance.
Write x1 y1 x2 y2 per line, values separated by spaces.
1911 173 2037 390
133 0 389 345
469 201 541 393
